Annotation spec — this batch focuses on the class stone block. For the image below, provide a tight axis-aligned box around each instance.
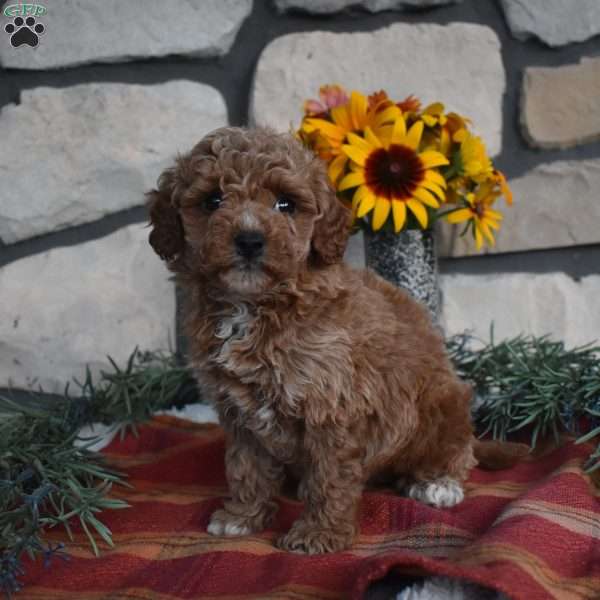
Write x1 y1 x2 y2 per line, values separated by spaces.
274 0 461 14
0 0 252 69
499 0 600 46
0 81 228 244
521 58 600 150
0 224 175 393
442 272 600 349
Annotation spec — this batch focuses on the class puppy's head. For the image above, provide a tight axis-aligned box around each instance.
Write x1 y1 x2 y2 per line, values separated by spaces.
147 127 350 297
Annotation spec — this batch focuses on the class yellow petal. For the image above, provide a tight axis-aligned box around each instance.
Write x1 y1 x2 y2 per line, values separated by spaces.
453 128 468 143
371 105 401 128
412 187 440 208
342 144 369 167
338 170 365 191
350 91 368 130
424 102 445 116
406 199 428 229
352 185 369 210
304 118 345 141
327 154 347 185
391 116 407 144
424 170 447 188
372 197 391 231
346 131 375 154
421 114 437 127
486 217 501 231
364 126 383 149
357 190 376 217
480 221 495 245
376 124 394 148
474 225 483 250
446 208 473 224
464 160 482 175
330 104 353 132
392 200 407 233
419 152 450 169
420 179 446 200
486 208 504 220
405 121 424 150
440 128 451 156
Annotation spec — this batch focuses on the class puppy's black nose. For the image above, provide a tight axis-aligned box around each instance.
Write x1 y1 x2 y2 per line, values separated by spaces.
234 231 265 260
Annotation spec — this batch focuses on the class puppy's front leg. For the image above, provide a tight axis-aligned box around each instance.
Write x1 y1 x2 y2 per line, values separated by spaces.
208 429 283 537
277 428 363 554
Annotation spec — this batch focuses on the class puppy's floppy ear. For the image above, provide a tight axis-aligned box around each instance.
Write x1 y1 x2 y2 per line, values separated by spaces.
146 167 185 262
310 159 351 266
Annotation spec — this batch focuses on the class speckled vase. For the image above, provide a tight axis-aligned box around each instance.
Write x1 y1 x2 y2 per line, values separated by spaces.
364 228 441 322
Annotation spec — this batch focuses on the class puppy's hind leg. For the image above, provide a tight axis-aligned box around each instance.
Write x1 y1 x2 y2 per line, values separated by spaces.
395 377 475 509
397 476 465 508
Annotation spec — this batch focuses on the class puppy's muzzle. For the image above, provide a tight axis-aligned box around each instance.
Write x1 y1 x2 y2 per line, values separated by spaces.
234 230 265 261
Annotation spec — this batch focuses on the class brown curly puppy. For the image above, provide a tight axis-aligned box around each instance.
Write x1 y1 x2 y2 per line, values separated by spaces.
147 126 525 555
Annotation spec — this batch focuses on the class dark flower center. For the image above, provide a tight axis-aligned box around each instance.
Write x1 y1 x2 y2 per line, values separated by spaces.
364 144 424 200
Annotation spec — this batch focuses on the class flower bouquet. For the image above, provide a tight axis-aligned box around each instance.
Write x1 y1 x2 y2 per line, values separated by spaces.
297 85 513 317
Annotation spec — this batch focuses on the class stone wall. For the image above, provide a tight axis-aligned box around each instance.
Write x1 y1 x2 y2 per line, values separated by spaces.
1 0 599 393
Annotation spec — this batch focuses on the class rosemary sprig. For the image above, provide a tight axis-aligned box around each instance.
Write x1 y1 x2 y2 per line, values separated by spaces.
447 333 600 472
0 349 200 598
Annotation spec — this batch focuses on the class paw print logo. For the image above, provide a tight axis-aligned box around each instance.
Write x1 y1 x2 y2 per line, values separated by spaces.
4 16 45 48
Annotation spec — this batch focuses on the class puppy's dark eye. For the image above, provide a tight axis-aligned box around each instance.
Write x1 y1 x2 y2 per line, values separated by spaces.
274 195 295 214
204 191 222 212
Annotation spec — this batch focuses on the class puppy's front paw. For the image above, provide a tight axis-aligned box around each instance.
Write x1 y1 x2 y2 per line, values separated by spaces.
207 508 254 537
406 477 464 508
277 521 352 555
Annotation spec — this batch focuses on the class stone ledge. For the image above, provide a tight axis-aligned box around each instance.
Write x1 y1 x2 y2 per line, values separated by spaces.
0 224 175 394
442 272 600 349
521 58 600 150
251 23 504 156
0 81 228 245
437 159 600 257
0 0 252 70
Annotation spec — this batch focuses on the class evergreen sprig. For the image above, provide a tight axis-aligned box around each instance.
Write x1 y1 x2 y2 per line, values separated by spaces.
0 349 199 598
447 333 600 472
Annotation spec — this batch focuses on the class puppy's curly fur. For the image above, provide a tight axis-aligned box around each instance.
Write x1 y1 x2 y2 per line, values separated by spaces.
147 127 522 555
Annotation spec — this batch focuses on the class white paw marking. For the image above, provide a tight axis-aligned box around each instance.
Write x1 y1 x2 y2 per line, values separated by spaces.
223 521 251 536
207 513 251 537
206 518 224 536
407 477 464 508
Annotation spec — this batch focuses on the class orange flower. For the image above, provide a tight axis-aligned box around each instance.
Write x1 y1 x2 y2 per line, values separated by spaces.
397 94 421 114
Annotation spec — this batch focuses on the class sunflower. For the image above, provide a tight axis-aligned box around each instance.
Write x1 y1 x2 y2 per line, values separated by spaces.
301 90 401 185
337 116 449 232
446 182 503 249
459 134 493 181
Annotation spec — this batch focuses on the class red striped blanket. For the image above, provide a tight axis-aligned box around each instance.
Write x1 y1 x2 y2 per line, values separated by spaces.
21 416 600 600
